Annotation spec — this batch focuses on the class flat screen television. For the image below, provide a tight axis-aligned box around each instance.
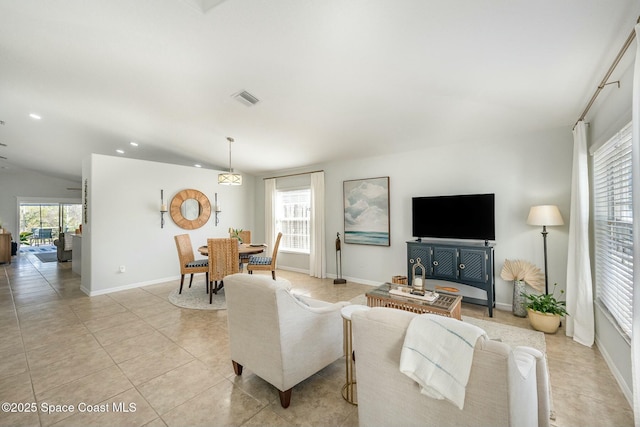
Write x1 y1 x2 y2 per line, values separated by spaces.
412 193 495 241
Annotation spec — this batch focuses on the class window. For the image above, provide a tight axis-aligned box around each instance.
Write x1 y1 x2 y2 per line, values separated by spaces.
275 188 310 253
593 121 633 339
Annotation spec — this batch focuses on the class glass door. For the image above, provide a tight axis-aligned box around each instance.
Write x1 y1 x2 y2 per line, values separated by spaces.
60 203 82 234
19 202 82 246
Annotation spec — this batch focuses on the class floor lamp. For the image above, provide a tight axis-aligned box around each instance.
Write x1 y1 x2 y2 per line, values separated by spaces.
527 205 564 294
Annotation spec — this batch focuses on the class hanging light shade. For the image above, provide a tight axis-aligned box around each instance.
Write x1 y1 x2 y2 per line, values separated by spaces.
218 136 242 185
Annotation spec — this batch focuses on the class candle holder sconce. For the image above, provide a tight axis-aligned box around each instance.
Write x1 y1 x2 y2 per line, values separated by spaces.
214 193 222 226
160 189 168 228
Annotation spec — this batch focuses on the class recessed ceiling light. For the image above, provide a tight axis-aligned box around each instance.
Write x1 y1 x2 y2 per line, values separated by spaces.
130 141 138 147
116 149 125 154
194 164 202 168
29 113 41 120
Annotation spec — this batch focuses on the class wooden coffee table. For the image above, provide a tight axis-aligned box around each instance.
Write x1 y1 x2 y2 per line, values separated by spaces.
366 283 462 320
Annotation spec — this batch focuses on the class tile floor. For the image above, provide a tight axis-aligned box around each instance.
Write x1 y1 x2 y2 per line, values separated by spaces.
0 252 634 427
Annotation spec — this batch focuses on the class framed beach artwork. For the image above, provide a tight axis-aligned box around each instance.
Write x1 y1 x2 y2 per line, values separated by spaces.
343 176 390 246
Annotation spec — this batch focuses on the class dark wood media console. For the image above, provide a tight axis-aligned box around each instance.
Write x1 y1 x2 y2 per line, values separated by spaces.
406 240 495 316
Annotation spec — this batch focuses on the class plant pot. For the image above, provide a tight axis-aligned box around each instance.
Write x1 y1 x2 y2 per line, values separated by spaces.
527 308 561 333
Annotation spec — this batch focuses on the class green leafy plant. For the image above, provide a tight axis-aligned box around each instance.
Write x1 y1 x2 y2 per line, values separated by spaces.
20 231 33 245
229 228 243 243
523 283 568 317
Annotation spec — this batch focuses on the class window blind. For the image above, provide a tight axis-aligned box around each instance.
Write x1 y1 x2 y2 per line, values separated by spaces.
593 121 633 339
275 189 311 252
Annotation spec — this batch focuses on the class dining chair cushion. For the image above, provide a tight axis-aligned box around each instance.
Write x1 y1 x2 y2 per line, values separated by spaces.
186 259 208 268
249 256 272 265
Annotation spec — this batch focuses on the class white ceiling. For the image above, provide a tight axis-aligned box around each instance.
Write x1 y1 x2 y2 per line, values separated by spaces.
0 0 638 182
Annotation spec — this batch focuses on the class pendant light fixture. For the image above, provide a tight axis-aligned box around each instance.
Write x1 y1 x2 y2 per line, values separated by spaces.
218 137 242 185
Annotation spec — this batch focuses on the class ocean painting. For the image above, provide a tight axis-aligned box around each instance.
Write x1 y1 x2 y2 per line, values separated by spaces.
343 177 390 246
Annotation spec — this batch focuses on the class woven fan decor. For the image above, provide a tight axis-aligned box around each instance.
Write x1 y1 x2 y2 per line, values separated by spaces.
500 259 545 292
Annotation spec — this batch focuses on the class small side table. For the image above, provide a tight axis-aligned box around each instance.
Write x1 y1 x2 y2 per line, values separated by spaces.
341 304 371 405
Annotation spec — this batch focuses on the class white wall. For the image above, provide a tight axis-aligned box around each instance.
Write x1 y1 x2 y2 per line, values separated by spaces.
256 126 573 310
0 169 81 238
586 56 634 402
82 154 255 295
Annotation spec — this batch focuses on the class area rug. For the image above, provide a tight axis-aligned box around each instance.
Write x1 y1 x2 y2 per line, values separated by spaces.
20 245 56 253
461 315 546 353
349 294 545 352
34 252 58 263
168 285 226 310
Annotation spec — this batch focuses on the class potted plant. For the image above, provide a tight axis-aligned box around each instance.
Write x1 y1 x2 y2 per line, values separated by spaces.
229 228 243 244
500 259 545 317
523 283 568 333
20 231 33 245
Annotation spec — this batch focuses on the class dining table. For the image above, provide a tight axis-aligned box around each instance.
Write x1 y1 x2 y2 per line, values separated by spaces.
198 243 266 271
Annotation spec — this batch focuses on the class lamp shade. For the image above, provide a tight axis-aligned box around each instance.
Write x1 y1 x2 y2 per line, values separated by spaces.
218 172 242 185
526 205 564 226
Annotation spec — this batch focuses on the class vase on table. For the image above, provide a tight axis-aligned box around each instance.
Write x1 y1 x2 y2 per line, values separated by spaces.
512 280 527 317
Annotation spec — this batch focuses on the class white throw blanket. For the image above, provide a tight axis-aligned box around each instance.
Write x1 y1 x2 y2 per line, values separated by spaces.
399 314 487 409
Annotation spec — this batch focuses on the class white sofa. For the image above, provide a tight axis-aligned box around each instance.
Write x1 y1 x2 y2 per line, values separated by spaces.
352 308 551 427
224 273 350 408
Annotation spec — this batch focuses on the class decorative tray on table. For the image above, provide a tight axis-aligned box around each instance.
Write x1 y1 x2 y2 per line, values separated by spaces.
389 286 439 303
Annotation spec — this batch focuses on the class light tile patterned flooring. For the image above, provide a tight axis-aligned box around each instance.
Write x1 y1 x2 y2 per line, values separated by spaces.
0 252 633 426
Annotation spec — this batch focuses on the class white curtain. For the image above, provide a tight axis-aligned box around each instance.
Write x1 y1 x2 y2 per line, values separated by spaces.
566 120 594 347
264 178 276 251
631 22 640 427
309 172 326 278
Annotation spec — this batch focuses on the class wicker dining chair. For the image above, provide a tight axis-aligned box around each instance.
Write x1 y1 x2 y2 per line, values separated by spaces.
230 230 252 270
238 230 252 244
174 234 209 294
207 238 239 303
247 232 282 280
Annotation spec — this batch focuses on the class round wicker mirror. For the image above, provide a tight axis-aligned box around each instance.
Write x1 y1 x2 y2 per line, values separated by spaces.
170 189 211 230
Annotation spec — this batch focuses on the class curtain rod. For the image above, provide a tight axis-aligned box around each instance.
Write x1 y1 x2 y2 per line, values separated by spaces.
263 170 324 180
574 16 639 129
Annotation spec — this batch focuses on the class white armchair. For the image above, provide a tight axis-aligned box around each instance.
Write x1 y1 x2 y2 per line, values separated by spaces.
352 308 551 427
224 273 350 408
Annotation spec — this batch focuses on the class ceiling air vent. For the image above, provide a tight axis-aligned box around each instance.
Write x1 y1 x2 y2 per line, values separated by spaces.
233 90 260 107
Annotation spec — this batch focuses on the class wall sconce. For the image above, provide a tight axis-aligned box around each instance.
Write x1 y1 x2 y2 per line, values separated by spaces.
160 189 168 228
214 192 222 226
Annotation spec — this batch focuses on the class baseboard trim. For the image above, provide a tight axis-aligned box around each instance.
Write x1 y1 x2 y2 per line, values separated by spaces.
595 335 633 407
86 275 180 296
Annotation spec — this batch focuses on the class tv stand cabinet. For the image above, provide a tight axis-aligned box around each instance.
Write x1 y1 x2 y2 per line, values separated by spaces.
406 240 495 316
